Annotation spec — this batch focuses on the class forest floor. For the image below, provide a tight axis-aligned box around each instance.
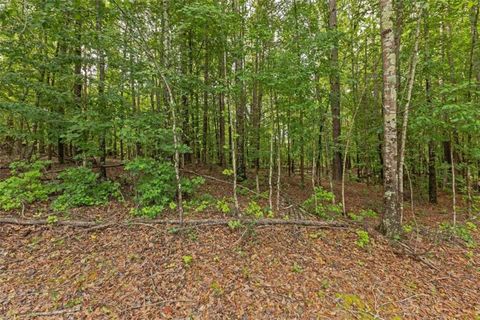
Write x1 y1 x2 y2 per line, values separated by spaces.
1 162 479 319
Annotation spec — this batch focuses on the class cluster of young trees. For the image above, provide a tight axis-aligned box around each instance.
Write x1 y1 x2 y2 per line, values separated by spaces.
1 0 479 236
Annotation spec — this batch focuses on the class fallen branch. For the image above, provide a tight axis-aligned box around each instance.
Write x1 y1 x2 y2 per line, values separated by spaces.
0 216 351 230
394 241 441 272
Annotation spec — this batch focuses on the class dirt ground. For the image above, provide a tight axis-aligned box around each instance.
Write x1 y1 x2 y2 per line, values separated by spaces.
1 164 479 319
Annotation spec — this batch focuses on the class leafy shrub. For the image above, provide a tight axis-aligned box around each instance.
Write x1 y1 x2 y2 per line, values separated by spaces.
348 209 378 222
216 197 231 214
237 187 249 196
183 177 206 195
182 255 193 267
125 158 204 218
403 224 413 233
47 215 59 224
125 158 176 217
245 201 264 218
222 168 234 176
0 160 53 211
52 167 120 212
303 187 342 219
228 219 243 230
245 200 273 218
439 222 477 248
356 230 370 248
184 198 211 214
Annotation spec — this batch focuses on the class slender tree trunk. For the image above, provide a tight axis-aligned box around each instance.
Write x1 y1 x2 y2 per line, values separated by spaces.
394 0 403 102
181 35 191 164
252 51 262 192
450 137 457 226
218 47 226 167
380 0 400 237
329 0 342 181
57 41 66 165
425 12 437 204
398 13 421 222
97 0 107 179
268 93 274 210
202 39 209 164
275 93 281 212
235 25 247 181
226 51 239 214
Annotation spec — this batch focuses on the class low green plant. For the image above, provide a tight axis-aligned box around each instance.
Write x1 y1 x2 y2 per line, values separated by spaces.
52 167 120 212
245 200 272 219
309 231 326 239
303 187 342 219
182 177 206 195
0 160 53 211
187 229 198 241
222 168 234 176
210 281 223 295
183 197 212 214
291 262 303 273
237 187 249 196
349 209 378 222
228 219 243 230
440 222 477 248
403 224 413 233
46 215 58 224
355 230 370 248
348 213 362 222
126 158 176 217
466 250 474 260
359 209 378 218
335 293 373 318
194 200 209 212
182 255 193 266
245 201 264 218
216 198 231 214
125 158 204 218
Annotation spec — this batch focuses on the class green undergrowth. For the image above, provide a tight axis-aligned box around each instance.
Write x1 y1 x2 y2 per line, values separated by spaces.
125 158 204 218
303 186 342 219
52 167 121 212
0 160 53 211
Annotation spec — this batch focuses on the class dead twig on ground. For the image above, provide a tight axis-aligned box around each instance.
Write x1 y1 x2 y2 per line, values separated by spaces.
394 241 441 272
0 216 351 230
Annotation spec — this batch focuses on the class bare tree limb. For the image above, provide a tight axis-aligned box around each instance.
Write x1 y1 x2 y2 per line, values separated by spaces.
0 217 351 230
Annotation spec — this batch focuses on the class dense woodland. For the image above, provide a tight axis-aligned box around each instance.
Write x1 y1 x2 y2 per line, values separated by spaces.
1 0 480 317
2 0 480 234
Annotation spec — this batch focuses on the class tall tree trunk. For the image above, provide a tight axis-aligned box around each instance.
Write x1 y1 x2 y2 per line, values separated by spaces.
97 0 107 179
398 13 421 222
425 10 437 204
57 42 66 164
428 140 437 204
202 39 209 164
236 55 247 181
380 0 400 237
235 3 247 181
218 47 226 167
181 34 191 163
252 50 262 191
394 0 403 102
329 0 342 181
